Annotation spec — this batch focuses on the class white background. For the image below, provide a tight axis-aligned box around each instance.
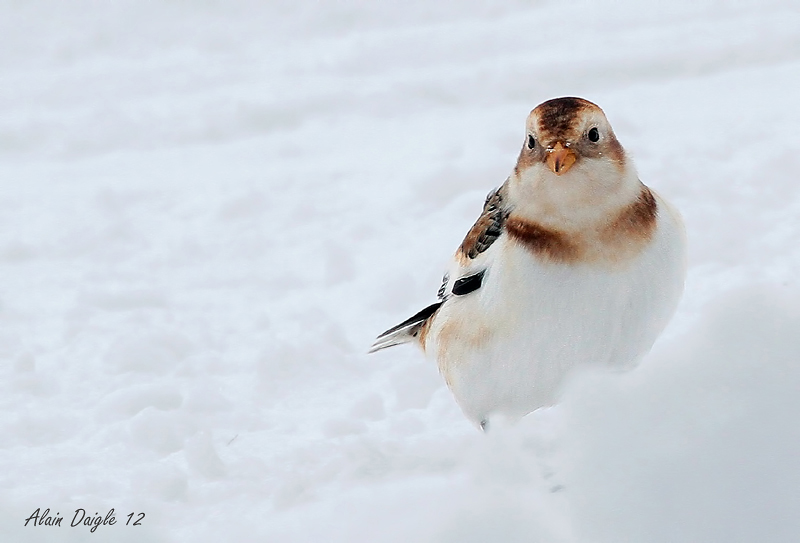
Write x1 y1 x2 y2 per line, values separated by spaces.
1 1 800 541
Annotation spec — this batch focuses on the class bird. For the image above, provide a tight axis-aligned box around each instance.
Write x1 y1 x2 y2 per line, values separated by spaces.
370 97 686 430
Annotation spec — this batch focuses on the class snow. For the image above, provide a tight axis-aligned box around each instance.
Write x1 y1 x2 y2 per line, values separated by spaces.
1 0 799 541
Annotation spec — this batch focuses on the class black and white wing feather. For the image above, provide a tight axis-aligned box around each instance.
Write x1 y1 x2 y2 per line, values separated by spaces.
369 183 509 354
457 184 509 260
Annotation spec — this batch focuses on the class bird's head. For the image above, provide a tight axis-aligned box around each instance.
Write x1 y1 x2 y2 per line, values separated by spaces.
517 97 625 178
510 97 641 226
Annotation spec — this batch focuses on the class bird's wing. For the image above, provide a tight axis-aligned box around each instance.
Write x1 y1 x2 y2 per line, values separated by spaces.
369 183 509 354
456 183 510 261
369 301 442 353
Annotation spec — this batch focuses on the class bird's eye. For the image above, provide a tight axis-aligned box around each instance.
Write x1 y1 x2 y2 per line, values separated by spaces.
587 127 600 142
527 134 536 149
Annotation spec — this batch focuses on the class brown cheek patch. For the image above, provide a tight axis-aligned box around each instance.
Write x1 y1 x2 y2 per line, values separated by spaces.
605 134 626 166
576 132 626 166
514 144 540 176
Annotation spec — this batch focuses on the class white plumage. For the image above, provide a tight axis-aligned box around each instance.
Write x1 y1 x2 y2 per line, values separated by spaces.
372 97 686 429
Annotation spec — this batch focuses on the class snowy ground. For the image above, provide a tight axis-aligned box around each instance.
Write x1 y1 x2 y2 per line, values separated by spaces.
1 1 800 541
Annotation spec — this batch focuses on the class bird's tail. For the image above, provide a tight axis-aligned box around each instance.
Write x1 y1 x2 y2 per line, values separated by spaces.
369 302 442 353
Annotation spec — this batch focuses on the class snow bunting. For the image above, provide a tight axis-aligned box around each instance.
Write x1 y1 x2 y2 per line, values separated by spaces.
371 97 686 429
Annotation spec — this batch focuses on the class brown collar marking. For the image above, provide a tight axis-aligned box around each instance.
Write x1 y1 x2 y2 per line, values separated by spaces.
505 186 658 266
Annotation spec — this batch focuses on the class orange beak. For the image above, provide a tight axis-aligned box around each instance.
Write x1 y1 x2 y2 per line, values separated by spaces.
545 142 577 175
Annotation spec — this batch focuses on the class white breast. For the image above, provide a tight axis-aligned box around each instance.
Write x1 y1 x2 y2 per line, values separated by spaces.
425 194 686 425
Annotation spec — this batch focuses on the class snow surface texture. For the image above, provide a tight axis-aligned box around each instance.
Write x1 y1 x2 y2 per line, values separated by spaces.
1 1 799 541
